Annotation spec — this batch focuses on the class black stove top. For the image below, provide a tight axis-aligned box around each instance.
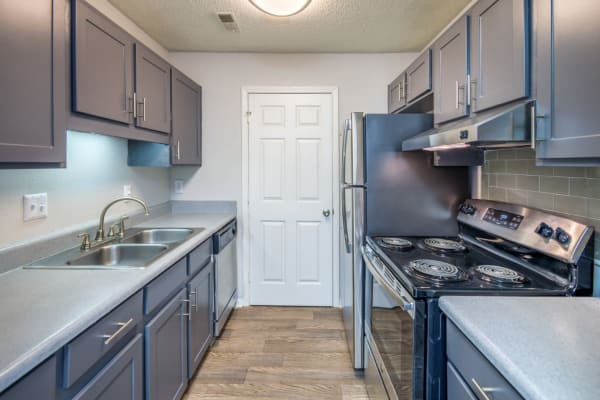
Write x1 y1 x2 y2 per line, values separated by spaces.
367 235 568 299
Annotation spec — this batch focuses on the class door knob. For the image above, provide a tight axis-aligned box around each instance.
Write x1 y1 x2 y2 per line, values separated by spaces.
323 209 331 217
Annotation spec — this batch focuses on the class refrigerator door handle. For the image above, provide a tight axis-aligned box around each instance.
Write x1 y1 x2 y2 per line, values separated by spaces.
342 119 351 186
341 186 352 253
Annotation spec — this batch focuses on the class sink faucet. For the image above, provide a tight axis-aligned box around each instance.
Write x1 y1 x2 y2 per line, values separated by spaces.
95 197 149 241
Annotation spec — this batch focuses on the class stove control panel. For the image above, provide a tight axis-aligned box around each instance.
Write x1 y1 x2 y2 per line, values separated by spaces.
483 208 523 230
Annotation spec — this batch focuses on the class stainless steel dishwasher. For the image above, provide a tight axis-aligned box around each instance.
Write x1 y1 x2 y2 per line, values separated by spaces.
212 220 237 336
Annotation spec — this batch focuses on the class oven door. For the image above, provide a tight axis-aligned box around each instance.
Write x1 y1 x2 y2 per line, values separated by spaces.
363 245 426 400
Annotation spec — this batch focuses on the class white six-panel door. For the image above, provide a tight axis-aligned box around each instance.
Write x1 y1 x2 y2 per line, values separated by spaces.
248 93 333 306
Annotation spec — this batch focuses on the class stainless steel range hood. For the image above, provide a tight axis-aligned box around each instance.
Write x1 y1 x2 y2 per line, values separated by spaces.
402 100 535 151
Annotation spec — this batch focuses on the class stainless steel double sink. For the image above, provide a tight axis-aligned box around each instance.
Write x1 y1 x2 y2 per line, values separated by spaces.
25 228 205 270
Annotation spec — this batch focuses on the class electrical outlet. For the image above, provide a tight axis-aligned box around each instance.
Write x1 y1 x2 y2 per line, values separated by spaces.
123 184 132 197
174 179 184 194
23 193 48 221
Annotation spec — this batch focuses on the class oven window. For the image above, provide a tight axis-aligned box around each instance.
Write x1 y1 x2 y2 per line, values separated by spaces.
371 279 414 400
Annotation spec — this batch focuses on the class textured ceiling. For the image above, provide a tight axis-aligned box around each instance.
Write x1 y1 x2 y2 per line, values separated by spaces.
107 0 471 53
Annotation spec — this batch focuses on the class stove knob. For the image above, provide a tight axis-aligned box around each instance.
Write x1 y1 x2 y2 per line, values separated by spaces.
535 222 554 239
554 227 571 245
460 203 477 215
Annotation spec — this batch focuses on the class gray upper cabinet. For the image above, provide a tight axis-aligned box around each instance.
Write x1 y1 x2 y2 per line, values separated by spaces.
534 0 600 163
470 0 529 113
388 72 407 113
0 0 66 165
433 15 470 125
134 44 171 134
406 49 432 103
171 68 202 165
72 0 133 125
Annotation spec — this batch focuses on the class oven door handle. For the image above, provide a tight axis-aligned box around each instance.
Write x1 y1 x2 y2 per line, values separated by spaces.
362 246 415 319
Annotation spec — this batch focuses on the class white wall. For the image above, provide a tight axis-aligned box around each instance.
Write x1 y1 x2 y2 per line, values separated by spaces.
0 132 170 249
169 52 417 203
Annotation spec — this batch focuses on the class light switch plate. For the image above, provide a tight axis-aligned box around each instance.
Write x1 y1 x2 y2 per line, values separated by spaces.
174 179 184 194
23 193 48 221
123 184 132 197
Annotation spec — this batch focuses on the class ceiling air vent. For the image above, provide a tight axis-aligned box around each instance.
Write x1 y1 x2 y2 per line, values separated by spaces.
217 13 239 32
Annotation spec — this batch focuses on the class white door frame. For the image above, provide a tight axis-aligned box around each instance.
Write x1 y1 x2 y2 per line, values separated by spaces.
240 86 340 307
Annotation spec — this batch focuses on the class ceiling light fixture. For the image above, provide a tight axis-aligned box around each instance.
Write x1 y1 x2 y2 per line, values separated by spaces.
249 0 312 17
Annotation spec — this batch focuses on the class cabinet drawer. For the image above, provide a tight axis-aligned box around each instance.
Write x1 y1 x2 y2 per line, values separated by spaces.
447 321 523 400
145 258 187 314
64 291 143 388
447 362 477 400
72 334 143 400
0 355 57 400
188 239 212 277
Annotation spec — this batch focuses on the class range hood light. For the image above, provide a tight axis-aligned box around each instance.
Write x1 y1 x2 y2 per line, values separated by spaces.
423 143 471 152
249 0 312 16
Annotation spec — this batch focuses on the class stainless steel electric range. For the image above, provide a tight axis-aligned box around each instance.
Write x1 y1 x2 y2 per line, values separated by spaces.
362 199 595 400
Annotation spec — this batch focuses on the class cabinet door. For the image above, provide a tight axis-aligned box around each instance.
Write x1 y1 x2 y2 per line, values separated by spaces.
535 0 600 162
388 72 407 113
187 262 213 377
72 0 133 124
433 15 470 124
470 0 529 112
0 0 66 164
145 288 188 400
171 68 202 165
0 356 57 400
72 335 143 400
406 49 432 103
135 44 171 134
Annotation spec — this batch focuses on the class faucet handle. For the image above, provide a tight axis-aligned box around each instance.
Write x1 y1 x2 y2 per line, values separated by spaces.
118 215 129 238
77 233 91 251
108 223 119 238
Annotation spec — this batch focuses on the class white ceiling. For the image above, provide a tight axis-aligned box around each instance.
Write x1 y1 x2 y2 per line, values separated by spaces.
107 0 471 53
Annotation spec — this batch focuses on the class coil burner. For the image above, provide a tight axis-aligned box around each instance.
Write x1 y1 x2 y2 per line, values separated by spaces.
407 259 467 283
422 238 467 253
377 237 414 252
474 265 528 285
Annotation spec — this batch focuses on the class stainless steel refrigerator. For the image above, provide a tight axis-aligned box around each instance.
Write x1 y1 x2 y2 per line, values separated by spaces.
340 112 469 369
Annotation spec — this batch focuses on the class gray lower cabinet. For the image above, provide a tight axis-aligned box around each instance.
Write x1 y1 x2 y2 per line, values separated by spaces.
187 262 213 377
72 0 134 125
72 334 144 400
0 0 66 165
534 0 600 163
433 15 470 125
470 0 529 113
171 68 202 165
446 320 523 400
388 72 407 113
145 287 189 400
134 44 171 134
406 49 432 103
0 356 57 400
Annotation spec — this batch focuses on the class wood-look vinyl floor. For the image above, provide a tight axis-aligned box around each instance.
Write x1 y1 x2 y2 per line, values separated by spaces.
183 306 367 400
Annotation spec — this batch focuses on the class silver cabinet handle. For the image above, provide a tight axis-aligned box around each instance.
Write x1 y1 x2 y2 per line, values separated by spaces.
322 209 331 217
398 81 404 102
181 298 191 321
190 289 198 311
102 318 133 346
142 97 147 121
471 378 492 400
471 78 478 109
132 93 137 119
531 104 537 150
466 74 471 107
177 140 181 160
455 80 460 109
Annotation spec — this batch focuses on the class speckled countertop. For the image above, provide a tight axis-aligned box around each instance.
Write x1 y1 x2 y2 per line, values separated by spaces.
440 296 600 400
0 211 235 393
